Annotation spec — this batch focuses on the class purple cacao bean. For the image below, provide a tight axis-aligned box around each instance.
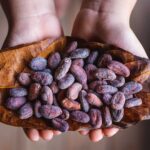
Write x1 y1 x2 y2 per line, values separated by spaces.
70 111 90 123
18 103 33 119
125 98 142 108
55 57 72 80
59 109 70 120
86 51 98 64
29 57 47 71
9 88 28 97
111 92 125 110
109 76 125 88
89 109 102 128
102 94 112 105
40 105 62 119
5 97 26 110
58 73 75 89
111 109 124 122
79 90 90 112
125 94 133 100
34 100 42 118
66 41 78 53
96 85 118 94
41 86 53 105
98 54 112 67
48 52 61 69
31 71 53 85
51 118 69 132
50 81 59 94
69 48 90 59
72 59 84 67
17 73 31 86
89 80 107 90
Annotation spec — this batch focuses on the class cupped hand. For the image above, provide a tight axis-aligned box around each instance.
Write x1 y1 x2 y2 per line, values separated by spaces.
72 0 148 142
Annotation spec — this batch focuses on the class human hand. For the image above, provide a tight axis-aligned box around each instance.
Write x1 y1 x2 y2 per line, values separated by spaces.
1 0 66 142
72 0 148 142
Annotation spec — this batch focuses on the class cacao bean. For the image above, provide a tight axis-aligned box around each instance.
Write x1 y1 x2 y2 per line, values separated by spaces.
29 57 47 71
121 81 143 95
98 54 112 67
70 111 90 123
28 83 41 101
86 51 98 64
95 68 116 81
9 88 28 97
67 82 82 100
102 94 112 105
107 60 130 77
18 103 33 119
5 97 26 110
55 57 72 80
50 81 59 94
111 109 124 122
31 71 53 85
40 105 62 119
69 48 90 59
109 76 125 88
72 59 84 67
96 85 118 94
34 100 42 118
51 118 69 132
79 90 90 112
86 92 103 107
111 92 125 110
59 109 70 120
89 109 102 128
48 52 61 69
17 73 31 86
41 86 53 105
66 41 78 53
58 73 75 89
125 98 142 108
89 80 107 90
61 98 81 111
125 94 133 100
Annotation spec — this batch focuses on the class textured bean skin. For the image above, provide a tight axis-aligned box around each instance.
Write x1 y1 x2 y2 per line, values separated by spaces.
61 98 81 111
40 105 62 119
96 85 118 94
103 106 112 127
109 76 125 88
70 111 90 123
67 82 82 100
86 92 103 107
29 57 47 71
28 83 41 101
48 52 61 69
18 103 33 119
95 68 116 81
66 41 78 53
84 64 97 80
55 57 72 80
98 54 112 67
89 80 107 90
50 81 59 94
86 51 98 64
17 73 31 86
70 65 87 89
31 71 53 85
102 94 112 105
59 109 70 120
89 109 102 128
69 48 90 59
9 88 28 97
125 94 133 100
41 86 53 105
111 109 124 122
53 95 59 106
107 60 130 77
121 81 143 95
125 98 142 108
43 68 52 73
34 100 42 118
51 118 69 132
5 97 26 110
79 90 90 112
58 73 75 89
72 59 84 68
111 92 125 110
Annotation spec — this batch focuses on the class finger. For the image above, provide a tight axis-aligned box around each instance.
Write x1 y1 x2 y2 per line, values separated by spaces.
24 128 40 142
79 129 89 135
103 127 119 137
89 129 104 142
39 130 54 141
53 130 62 136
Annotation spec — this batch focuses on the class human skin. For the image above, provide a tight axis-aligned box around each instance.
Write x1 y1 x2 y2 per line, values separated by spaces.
0 0 148 143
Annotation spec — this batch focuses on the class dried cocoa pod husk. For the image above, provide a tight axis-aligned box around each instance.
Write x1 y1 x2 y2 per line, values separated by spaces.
0 36 150 131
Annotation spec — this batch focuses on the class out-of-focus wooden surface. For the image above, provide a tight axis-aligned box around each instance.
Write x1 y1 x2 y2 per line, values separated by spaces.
0 0 150 150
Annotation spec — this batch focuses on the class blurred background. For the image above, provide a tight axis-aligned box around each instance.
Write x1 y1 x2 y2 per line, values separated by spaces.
0 0 150 150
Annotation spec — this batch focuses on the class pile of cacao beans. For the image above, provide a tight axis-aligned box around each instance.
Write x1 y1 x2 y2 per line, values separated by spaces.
5 41 143 132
